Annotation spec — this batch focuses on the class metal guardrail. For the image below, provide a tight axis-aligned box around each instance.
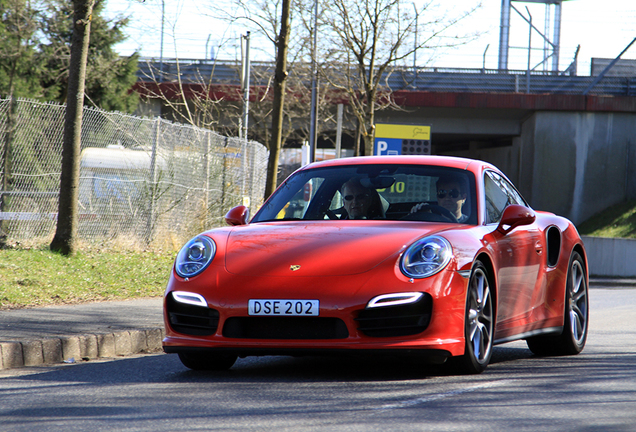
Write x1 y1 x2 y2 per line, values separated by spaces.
137 58 636 96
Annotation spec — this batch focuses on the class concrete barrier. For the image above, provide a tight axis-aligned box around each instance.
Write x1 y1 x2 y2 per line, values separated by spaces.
582 236 636 277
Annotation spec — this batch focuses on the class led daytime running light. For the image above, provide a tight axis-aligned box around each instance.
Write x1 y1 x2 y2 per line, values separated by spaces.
172 291 208 307
367 292 424 308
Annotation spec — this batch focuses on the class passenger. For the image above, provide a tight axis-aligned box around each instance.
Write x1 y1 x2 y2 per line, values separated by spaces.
341 178 384 220
411 175 469 223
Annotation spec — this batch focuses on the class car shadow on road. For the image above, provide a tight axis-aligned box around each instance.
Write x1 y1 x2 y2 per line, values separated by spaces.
5 345 563 385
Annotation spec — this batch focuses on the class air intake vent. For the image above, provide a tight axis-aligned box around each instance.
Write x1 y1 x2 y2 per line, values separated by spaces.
166 293 219 336
355 293 433 337
223 317 349 339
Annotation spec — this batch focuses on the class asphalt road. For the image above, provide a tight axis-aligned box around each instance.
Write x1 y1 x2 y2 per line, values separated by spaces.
0 287 634 432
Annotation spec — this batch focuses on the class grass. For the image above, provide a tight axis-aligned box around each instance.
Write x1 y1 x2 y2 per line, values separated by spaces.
577 199 636 239
0 246 176 310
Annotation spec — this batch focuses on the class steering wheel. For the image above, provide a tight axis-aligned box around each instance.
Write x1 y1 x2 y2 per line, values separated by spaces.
405 203 458 223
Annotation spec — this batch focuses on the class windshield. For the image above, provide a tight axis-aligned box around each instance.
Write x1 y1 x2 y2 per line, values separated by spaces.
252 164 477 224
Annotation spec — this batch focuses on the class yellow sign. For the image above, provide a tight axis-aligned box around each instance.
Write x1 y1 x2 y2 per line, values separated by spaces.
375 124 430 140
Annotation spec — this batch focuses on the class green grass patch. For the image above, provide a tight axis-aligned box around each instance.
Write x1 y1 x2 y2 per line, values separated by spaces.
577 199 636 239
0 247 175 310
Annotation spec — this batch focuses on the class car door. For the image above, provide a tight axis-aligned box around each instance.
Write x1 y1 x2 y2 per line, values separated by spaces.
484 171 543 336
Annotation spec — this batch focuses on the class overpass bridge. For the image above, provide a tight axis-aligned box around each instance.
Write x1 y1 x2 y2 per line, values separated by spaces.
134 59 636 225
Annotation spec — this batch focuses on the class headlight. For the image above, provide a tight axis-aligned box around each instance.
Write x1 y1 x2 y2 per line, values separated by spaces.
400 235 452 278
175 235 216 278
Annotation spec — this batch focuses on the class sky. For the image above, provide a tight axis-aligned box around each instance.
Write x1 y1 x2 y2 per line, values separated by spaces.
104 0 636 75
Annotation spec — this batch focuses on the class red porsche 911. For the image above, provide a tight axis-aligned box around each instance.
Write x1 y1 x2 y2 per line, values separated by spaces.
163 156 588 374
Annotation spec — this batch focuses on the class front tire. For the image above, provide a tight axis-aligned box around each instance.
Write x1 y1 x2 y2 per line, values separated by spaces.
454 261 494 374
178 352 238 371
526 251 588 356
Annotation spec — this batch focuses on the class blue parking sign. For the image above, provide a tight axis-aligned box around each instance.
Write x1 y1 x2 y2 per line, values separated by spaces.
374 138 402 156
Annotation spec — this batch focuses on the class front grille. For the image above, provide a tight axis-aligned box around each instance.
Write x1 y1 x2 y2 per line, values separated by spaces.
355 293 433 337
223 317 349 339
166 294 219 336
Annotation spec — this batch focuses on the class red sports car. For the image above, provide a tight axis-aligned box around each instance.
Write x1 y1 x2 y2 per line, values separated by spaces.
163 156 588 374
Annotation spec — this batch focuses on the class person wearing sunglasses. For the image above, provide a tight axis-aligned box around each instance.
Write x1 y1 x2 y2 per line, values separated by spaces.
411 175 469 223
341 178 384 220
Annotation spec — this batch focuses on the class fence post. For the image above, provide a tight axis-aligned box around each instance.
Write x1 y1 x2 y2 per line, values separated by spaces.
204 132 211 224
0 96 17 244
221 136 228 211
145 118 160 243
249 142 257 211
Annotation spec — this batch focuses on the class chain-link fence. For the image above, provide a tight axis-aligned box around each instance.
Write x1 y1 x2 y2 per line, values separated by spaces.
0 97 268 250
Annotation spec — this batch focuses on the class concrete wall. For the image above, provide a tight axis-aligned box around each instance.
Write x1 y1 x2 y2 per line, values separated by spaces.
524 111 636 225
445 111 636 226
582 236 636 277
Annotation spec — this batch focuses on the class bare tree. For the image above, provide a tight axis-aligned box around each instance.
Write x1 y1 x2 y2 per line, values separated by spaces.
263 0 291 198
137 59 231 130
319 0 479 156
50 0 94 255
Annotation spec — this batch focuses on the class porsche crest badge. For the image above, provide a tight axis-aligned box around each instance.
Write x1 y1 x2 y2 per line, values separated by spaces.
290 265 301 271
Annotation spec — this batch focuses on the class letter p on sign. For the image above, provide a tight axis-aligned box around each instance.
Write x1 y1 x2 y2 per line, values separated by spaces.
376 141 388 155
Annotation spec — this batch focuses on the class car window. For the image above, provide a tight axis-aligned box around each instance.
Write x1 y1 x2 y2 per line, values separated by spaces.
484 170 526 224
252 164 477 224
273 178 325 220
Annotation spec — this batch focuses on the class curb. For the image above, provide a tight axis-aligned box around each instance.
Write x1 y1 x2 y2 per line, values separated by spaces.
590 278 636 287
0 327 165 371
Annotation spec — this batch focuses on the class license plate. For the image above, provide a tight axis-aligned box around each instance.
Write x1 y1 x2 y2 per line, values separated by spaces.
248 299 319 316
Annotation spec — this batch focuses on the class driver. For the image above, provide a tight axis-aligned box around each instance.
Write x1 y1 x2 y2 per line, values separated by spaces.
411 175 469 223
341 178 383 219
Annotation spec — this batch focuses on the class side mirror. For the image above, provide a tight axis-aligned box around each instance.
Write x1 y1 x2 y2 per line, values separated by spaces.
496 204 535 235
224 205 250 226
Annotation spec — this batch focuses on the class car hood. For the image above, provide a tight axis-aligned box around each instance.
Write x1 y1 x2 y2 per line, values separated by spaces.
224 221 451 277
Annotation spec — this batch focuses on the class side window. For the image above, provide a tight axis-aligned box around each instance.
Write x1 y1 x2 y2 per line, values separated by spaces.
274 178 325 219
485 174 508 224
330 191 343 209
484 171 526 224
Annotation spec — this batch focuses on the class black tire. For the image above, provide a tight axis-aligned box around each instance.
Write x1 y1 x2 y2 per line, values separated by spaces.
178 352 238 371
526 251 588 356
453 261 494 374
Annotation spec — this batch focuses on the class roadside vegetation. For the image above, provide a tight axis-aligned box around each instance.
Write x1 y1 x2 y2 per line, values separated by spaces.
577 199 636 239
0 246 175 310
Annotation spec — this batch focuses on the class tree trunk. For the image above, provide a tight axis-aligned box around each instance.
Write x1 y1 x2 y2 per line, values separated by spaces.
50 0 94 255
263 0 291 199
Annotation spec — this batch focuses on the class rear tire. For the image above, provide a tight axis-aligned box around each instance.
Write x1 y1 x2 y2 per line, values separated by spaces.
526 251 588 356
453 261 494 374
178 352 237 371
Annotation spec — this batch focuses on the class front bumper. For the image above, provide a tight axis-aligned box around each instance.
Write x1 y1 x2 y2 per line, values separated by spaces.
162 262 469 358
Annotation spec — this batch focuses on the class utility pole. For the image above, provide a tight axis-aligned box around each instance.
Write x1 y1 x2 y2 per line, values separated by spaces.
240 32 251 198
240 32 251 143
308 0 319 163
